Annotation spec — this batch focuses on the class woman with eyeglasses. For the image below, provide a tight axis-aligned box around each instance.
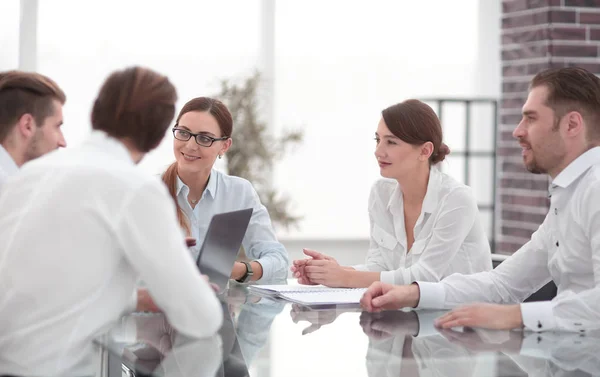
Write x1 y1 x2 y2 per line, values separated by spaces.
161 97 289 284
291 100 492 288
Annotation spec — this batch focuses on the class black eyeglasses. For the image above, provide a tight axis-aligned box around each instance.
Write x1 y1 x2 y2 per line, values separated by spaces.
172 127 229 147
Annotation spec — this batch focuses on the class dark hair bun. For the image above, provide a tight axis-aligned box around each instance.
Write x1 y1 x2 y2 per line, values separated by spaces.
431 143 450 164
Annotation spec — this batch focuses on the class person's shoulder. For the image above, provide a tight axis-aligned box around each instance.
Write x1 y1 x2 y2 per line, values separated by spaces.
371 178 396 193
216 170 255 192
437 171 476 204
574 164 600 210
584 163 600 183
369 178 397 204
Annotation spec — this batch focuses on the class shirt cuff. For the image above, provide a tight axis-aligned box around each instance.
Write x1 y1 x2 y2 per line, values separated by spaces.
254 258 273 282
415 281 446 309
520 301 557 332
380 270 395 284
519 332 552 359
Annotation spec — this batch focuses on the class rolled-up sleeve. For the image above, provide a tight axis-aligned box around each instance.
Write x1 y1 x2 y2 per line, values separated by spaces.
240 182 289 282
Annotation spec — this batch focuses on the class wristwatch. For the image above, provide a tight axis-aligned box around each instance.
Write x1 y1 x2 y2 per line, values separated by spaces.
236 261 254 283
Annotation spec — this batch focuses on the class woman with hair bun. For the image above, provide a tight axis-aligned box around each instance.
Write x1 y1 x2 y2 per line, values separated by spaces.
292 99 492 288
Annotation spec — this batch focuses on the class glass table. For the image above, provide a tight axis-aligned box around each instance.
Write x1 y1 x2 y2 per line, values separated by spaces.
91 282 600 377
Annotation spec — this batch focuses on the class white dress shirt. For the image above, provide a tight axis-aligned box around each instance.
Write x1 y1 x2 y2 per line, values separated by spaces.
354 167 492 285
0 144 18 193
417 147 600 333
0 131 222 375
176 169 289 282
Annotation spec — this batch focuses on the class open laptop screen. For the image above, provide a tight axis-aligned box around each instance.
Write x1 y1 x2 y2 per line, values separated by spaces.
196 208 253 293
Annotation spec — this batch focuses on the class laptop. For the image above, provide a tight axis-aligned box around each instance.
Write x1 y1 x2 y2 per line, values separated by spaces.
195 208 253 294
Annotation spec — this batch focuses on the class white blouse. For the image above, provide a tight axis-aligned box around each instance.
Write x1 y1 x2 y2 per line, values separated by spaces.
354 167 492 285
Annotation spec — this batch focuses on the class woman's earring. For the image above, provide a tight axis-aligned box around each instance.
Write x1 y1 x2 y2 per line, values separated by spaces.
218 154 223 159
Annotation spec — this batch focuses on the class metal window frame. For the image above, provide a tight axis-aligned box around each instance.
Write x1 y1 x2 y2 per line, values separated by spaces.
420 98 498 253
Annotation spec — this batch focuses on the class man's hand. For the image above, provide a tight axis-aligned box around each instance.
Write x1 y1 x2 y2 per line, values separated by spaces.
435 304 523 330
360 282 420 312
291 249 338 285
136 288 162 313
359 310 419 340
439 327 524 353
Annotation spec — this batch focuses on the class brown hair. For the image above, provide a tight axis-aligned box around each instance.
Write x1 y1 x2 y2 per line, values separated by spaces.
0 70 66 143
530 67 600 141
91 66 177 152
161 97 233 235
381 99 450 164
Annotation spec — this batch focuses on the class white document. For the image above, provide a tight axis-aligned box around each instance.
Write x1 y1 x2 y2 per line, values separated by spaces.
248 284 367 305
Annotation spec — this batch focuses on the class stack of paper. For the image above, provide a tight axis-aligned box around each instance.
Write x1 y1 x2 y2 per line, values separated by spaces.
248 284 367 305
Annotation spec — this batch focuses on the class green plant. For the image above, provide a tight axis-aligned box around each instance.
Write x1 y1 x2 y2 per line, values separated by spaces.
216 72 303 230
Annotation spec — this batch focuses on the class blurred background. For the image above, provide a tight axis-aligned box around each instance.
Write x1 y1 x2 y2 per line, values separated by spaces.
3 0 598 264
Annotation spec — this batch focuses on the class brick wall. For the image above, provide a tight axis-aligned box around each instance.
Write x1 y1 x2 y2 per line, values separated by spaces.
498 0 600 254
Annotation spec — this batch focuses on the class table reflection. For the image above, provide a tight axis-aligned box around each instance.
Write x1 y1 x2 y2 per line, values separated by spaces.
90 286 600 377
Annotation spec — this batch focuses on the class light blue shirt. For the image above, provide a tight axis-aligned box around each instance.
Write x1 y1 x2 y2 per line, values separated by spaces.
0 144 18 193
176 169 289 282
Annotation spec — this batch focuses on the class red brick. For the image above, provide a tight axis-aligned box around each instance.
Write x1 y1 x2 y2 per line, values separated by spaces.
502 210 547 223
500 129 518 141
502 61 554 77
565 0 600 6
549 26 587 41
502 0 554 13
590 28 600 40
501 114 523 126
501 160 528 174
503 81 531 93
549 10 577 23
501 177 551 190
502 96 528 110
579 11 600 25
502 226 537 239
501 193 550 207
550 44 598 57
502 29 548 44
498 146 524 157
503 11 550 29
497 241 528 254
502 44 549 60
563 62 600 73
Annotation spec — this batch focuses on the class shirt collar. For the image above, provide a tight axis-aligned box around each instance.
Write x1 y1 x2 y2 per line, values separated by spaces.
422 167 442 213
176 169 217 200
0 144 19 176
84 130 135 166
552 146 600 188
387 167 441 214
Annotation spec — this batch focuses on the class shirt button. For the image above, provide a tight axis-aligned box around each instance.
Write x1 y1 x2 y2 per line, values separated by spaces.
556 241 559 247
554 208 558 215
538 321 542 329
